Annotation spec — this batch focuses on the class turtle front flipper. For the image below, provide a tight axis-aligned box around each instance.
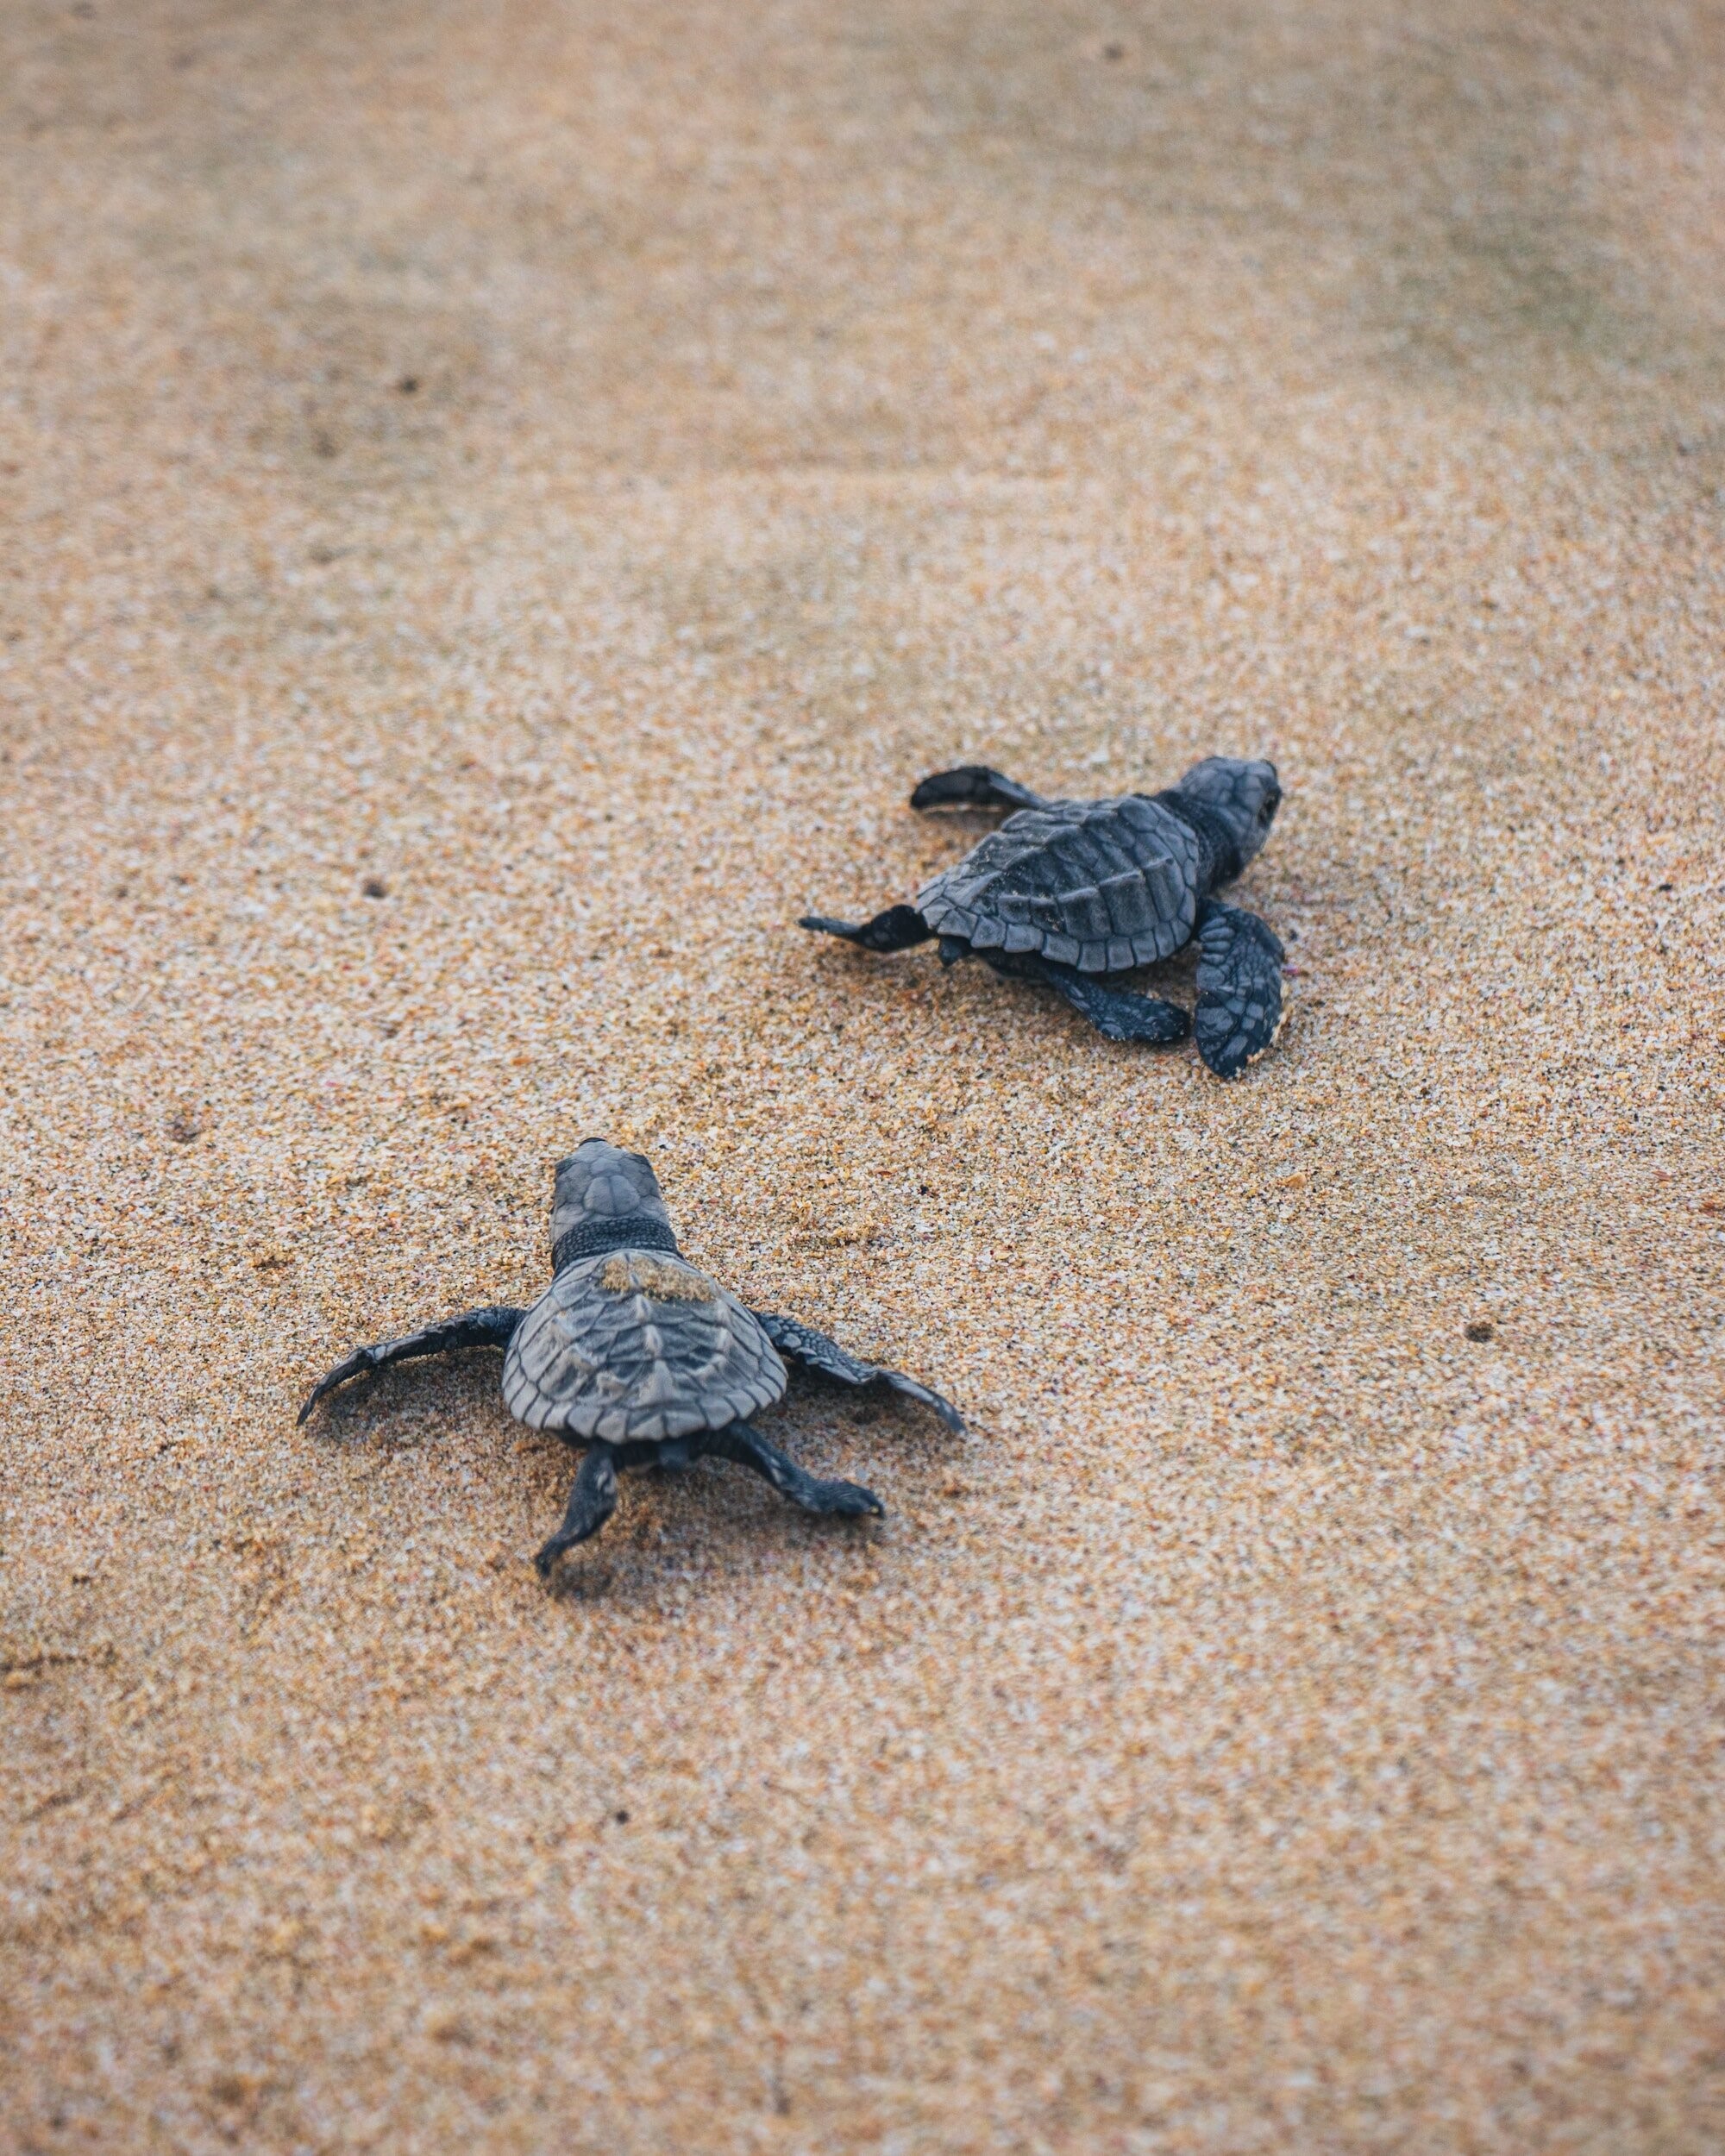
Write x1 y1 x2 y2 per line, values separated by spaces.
705 1421 884 1518
534 1445 619 1576
753 1311 965 1433
799 904 933 953
909 766 1051 813
1194 899 1286 1080
298 1306 527 1425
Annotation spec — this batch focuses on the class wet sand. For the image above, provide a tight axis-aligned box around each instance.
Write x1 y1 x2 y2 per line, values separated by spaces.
3 3 1722 2149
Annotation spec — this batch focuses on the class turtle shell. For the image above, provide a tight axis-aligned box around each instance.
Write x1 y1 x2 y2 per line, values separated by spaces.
915 793 1202 973
502 1250 787 1442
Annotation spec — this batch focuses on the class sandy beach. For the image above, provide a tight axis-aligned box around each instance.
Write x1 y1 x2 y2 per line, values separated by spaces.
3 2 1723 2149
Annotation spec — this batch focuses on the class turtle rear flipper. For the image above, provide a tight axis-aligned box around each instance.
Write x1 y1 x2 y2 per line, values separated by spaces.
982 952 1189 1046
1045 967 1190 1045
706 1421 883 1518
535 1446 619 1575
799 905 933 952
1194 899 1286 1080
909 766 1050 813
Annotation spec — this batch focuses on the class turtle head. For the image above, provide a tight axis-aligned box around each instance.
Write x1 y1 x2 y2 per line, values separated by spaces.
1175 755 1282 870
550 1138 674 1248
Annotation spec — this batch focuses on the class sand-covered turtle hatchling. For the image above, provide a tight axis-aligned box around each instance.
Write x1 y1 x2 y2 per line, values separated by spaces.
802 755 1287 1079
298 1139 962 1576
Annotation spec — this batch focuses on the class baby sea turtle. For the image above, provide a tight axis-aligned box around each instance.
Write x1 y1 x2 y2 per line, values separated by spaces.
298 1139 962 1576
801 755 1286 1079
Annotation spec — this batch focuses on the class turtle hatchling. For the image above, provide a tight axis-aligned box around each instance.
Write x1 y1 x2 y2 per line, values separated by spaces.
801 755 1287 1079
298 1139 963 1576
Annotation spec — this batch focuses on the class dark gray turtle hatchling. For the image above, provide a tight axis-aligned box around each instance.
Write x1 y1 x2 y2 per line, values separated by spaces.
298 1139 962 1576
801 755 1287 1079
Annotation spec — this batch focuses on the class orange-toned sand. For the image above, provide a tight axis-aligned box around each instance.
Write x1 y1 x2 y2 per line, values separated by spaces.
3 3 1722 2150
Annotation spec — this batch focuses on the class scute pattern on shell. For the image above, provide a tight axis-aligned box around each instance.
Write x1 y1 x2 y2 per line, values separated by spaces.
915 793 1201 973
502 1250 787 1441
